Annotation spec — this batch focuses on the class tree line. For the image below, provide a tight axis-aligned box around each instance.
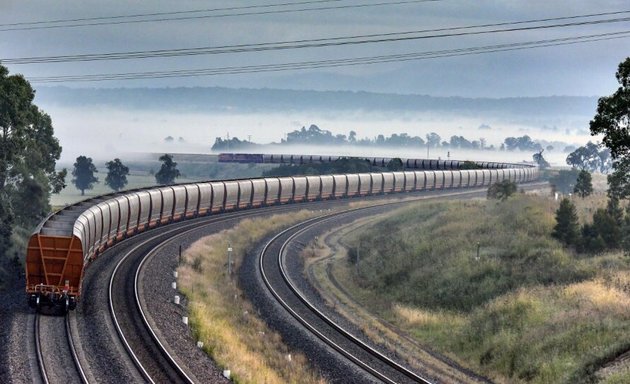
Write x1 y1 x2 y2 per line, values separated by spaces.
551 57 630 256
212 126 573 154
70 154 181 195
1 65 66 259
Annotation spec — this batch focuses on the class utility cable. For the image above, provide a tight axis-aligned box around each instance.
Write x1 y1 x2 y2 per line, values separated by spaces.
27 30 630 83
4 12 630 65
0 0 441 31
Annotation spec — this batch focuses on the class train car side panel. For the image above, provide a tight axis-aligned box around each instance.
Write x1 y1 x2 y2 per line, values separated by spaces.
346 174 360 197
172 186 187 221
224 181 240 211
184 185 200 218
293 177 307 202
197 183 213 215
278 177 294 203
264 178 280 205
237 180 253 208
159 187 175 224
251 179 267 207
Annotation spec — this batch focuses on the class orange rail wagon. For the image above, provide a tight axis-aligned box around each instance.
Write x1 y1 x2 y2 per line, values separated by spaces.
26 234 83 312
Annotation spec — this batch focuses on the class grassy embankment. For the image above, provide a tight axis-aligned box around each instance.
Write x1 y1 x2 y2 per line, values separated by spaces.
177 210 327 384
314 193 629 384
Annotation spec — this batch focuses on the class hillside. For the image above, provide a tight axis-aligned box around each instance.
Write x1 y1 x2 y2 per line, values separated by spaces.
34 86 598 118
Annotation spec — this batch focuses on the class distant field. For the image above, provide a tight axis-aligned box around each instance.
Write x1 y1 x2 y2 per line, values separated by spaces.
50 172 201 208
50 157 276 208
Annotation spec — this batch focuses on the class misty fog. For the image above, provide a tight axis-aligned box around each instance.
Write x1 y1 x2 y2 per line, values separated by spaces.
45 104 595 168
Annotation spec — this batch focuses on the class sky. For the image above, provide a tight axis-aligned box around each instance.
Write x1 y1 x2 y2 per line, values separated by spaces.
1 1 628 165
1 0 628 97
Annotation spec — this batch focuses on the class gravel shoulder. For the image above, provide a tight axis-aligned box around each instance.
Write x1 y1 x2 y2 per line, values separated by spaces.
0 263 35 384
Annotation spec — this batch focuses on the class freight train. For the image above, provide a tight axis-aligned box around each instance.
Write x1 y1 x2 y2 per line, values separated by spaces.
218 153 526 170
26 162 538 313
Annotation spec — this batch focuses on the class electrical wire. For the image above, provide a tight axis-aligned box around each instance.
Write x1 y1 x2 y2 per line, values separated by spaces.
27 30 630 83
4 12 630 65
0 0 440 31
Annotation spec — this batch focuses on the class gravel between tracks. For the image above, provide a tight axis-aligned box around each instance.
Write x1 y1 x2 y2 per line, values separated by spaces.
0 267 35 384
139 223 231 384
37 314 82 384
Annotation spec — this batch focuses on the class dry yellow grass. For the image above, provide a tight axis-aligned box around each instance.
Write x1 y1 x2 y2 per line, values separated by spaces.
563 279 630 316
393 305 465 329
177 210 327 384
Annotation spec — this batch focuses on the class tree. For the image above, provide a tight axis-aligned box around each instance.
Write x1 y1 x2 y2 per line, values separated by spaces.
548 169 580 194
0 195 13 256
504 135 542 151
487 180 517 201
592 208 621 249
606 197 624 227
573 170 593 198
581 208 622 252
155 154 180 185
105 158 129 192
589 57 630 199
552 198 580 246
566 142 611 173
72 156 98 195
533 150 550 169
622 205 630 256
426 132 441 148
0 64 65 254
386 158 403 171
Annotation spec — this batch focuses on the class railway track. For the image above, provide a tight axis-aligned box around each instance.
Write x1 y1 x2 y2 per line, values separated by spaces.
105 204 326 383
34 312 88 384
106 214 238 383
259 203 434 383
31 183 545 383
255 184 544 382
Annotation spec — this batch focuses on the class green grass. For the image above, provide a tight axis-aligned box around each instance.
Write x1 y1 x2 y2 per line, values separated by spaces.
351 195 594 312
332 193 630 383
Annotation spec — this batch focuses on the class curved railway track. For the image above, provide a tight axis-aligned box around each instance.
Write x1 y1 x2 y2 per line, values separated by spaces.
260 204 434 383
104 203 337 383
34 312 88 384
31 183 545 383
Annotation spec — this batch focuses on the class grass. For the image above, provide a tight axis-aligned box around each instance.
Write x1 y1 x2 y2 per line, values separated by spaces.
311 192 630 384
177 210 327 384
349 195 594 312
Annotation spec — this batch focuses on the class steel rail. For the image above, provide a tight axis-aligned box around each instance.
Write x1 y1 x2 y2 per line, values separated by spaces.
107 205 305 383
278 214 433 383
34 312 89 384
107 217 218 383
34 314 50 384
259 199 439 383
65 313 90 384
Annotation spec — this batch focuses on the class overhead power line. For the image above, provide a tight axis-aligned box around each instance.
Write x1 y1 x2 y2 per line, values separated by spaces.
4 11 630 65
0 0 440 31
28 30 630 83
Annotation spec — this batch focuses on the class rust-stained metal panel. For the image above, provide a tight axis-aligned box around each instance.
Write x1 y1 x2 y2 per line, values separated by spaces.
26 234 84 297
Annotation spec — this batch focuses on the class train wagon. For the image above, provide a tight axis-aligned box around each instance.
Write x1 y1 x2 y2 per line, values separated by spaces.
26 164 538 313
